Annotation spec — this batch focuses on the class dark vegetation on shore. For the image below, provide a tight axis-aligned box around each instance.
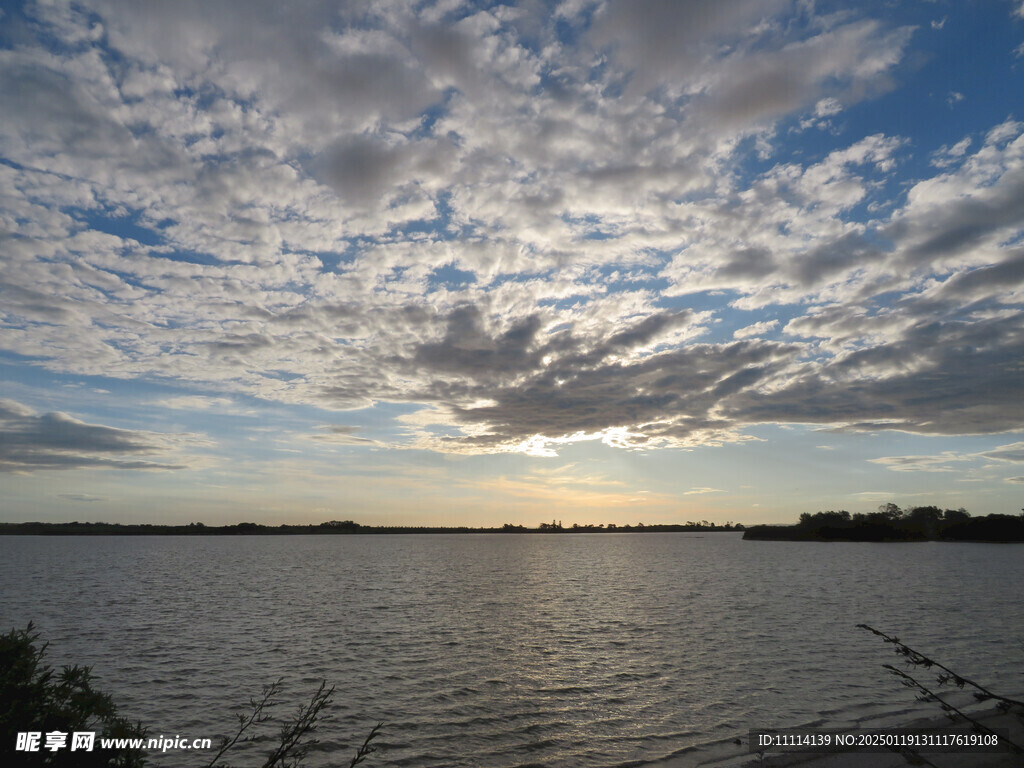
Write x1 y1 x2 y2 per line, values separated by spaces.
9 506 1024 540
0 624 146 767
0 624 381 767
743 503 1024 542
0 519 744 536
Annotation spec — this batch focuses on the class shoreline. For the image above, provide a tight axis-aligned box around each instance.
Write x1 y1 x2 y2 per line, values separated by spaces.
0 522 744 536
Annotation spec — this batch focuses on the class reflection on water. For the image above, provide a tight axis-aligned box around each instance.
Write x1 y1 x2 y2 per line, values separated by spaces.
1 534 1022 767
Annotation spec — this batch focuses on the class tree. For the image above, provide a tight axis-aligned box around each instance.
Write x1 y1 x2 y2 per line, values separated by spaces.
0 623 147 767
2 625 382 768
319 520 360 530
942 507 970 524
876 502 903 521
798 510 851 528
904 506 943 536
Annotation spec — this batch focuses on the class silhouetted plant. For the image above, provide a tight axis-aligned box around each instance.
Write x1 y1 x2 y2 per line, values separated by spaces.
204 680 281 767
0 622 147 767
2 625 380 768
347 723 383 768
205 679 382 768
858 624 1024 755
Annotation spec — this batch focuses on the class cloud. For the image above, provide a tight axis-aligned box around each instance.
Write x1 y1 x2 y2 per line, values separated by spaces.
307 425 379 446
590 0 790 96
0 399 191 472
452 471 669 508
395 328 789 455
868 452 973 473
150 396 236 411
734 319 779 339
0 1 1021 464
698 21 913 132
862 442 1024 477
981 442 1024 463
931 137 972 168
797 97 844 131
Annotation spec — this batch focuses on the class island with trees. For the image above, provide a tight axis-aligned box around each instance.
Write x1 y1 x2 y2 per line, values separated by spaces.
742 504 1024 542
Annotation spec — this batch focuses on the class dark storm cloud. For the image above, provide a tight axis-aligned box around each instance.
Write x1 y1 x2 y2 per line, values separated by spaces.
0 400 186 472
308 425 378 446
413 306 546 378
320 136 413 203
408 23 486 95
718 248 778 281
90 0 440 132
888 170 1024 266
728 312 1024 435
409 305 696 383
440 337 787 449
591 0 790 95
929 253 1024 304
316 134 457 207
981 443 1024 463
388 272 1024 451
206 333 276 354
789 231 881 288
391 304 794 450
0 61 132 157
704 62 810 127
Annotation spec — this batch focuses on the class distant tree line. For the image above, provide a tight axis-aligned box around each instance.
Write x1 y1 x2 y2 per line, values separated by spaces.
0 519 744 536
509 519 743 533
743 504 1024 542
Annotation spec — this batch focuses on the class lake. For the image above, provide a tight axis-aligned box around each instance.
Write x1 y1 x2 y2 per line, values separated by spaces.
1 533 1022 767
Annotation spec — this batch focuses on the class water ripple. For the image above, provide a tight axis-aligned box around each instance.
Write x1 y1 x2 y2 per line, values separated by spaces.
1 534 1022 767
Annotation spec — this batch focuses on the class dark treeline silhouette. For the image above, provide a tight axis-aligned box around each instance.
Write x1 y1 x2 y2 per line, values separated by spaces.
0 520 744 536
506 519 743 533
743 504 1024 542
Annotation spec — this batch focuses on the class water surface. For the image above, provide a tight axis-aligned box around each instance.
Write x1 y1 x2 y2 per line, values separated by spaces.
1 533 1021 767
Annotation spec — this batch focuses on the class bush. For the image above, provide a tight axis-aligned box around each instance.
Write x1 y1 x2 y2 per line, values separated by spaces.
2 624 382 768
0 623 147 767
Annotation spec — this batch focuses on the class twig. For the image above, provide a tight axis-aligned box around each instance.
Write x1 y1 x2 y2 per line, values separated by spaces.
261 680 335 768
204 680 382 768
348 722 384 768
857 624 1024 710
882 664 1023 754
206 679 283 768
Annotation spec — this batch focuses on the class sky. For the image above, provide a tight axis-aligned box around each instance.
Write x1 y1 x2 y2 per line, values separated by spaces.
1 0 1024 527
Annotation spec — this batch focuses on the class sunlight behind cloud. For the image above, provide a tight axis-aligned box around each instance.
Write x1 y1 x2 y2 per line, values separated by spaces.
1 0 1023 523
